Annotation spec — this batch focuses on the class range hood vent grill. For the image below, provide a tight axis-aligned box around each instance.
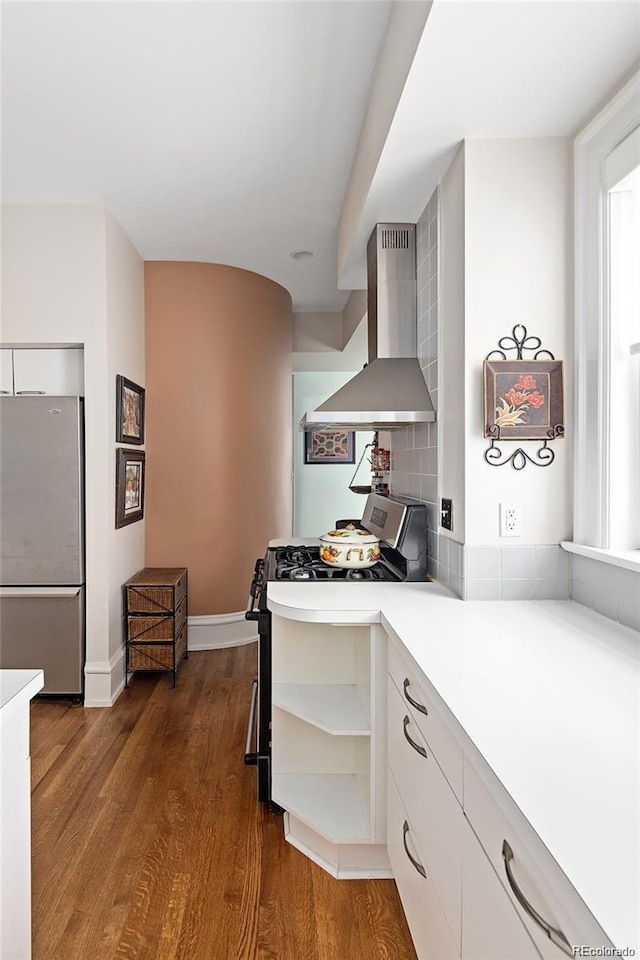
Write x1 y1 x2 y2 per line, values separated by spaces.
300 222 436 431
381 227 411 250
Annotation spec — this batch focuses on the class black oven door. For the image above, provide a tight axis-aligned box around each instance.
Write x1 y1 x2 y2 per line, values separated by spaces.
244 558 272 803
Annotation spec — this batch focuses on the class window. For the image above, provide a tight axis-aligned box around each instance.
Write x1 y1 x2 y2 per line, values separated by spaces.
572 70 640 566
606 145 640 550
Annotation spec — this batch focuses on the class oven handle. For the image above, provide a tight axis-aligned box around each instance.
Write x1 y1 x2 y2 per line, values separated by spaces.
245 557 264 621
244 679 259 764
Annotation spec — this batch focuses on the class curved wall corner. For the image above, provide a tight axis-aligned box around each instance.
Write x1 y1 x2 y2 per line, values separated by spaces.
144 262 292 615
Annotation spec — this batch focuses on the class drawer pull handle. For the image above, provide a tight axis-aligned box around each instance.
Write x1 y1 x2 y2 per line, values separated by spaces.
403 677 428 715
403 821 426 878
403 715 427 758
502 840 573 957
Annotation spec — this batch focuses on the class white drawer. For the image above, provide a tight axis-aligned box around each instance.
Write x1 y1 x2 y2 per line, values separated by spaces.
388 635 463 801
388 675 463 949
463 758 614 959
387 769 459 960
462 814 541 960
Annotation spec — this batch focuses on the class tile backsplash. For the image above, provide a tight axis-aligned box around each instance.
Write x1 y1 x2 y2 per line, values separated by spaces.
388 187 439 567
570 555 640 631
439 543 570 601
385 188 638 632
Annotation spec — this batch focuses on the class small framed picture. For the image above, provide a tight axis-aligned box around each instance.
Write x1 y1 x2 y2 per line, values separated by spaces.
116 375 145 445
304 429 355 464
115 448 145 528
483 360 564 440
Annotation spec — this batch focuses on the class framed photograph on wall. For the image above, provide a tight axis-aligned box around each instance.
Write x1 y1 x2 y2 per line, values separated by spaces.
116 375 145 445
115 448 145 528
304 429 355 464
483 360 564 440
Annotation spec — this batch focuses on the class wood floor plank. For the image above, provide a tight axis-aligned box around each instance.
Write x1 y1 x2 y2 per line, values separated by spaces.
30 646 417 960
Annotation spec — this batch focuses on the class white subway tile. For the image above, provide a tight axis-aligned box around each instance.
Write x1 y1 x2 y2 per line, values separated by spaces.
449 573 463 599
591 586 619 623
534 545 570 579
571 555 593 585
571 579 592 608
450 541 464 576
618 593 640 632
535 580 570 600
439 536 449 568
501 546 535 579
501 579 536 601
465 579 501 601
465 546 501 579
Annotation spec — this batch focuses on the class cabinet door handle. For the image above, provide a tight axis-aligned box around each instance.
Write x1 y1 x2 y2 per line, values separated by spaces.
403 715 427 758
402 820 426 878
16 390 46 394
403 677 428 715
502 840 573 957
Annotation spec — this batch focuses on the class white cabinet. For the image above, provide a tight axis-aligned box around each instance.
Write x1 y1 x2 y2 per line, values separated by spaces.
461 815 541 960
0 348 84 395
271 615 390 878
386 633 464 958
463 759 613 959
387 675 463 951
385 631 616 960
0 669 44 960
387 770 459 960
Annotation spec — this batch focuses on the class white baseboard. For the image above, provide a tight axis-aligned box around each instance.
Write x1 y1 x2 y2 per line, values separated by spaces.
84 647 126 708
187 611 258 650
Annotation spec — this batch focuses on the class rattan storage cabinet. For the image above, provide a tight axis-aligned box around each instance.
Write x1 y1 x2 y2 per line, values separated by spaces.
124 567 188 686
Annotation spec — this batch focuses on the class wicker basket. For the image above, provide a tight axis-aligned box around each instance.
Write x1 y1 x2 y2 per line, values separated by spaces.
125 568 187 614
127 598 186 641
128 625 188 672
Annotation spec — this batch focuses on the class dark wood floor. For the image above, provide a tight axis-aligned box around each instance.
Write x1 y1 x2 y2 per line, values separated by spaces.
30 645 417 960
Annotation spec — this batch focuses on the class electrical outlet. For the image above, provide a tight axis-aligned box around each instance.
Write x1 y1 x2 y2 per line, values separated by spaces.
441 498 453 531
499 502 522 537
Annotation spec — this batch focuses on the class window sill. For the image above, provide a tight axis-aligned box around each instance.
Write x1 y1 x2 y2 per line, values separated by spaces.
560 542 640 574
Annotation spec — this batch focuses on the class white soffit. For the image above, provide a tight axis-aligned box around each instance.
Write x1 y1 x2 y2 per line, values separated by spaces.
339 0 640 290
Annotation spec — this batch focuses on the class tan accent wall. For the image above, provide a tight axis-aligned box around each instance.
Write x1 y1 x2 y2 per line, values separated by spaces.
144 262 292 615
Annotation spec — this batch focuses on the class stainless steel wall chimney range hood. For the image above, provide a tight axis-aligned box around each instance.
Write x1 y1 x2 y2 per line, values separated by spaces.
301 223 436 430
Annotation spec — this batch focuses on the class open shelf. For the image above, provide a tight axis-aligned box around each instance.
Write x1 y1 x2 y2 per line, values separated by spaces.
272 773 370 843
272 683 369 735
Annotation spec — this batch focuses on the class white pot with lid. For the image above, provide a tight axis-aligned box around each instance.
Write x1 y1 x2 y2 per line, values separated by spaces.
319 524 381 569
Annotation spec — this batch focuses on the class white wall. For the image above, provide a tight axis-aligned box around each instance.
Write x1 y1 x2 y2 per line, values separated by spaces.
293 371 374 536
464 138 572 546
1 203 145 704
439 143 466 545
105 209 145 670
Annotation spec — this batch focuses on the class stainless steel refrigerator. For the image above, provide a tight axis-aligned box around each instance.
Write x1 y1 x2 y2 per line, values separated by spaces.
0 396 85 697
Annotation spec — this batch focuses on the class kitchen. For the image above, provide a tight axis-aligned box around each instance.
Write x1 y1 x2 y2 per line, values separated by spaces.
1 2 639 959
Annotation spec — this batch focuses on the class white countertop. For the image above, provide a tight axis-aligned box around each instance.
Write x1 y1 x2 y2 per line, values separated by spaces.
0 669 44 712
267 580 640 951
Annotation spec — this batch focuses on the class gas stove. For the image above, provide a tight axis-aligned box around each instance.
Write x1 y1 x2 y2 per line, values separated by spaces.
265 494 428 585
244 493 429 805
268 545 402 582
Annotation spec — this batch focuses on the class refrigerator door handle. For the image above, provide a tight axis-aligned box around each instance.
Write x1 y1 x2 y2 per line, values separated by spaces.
0 586 82 598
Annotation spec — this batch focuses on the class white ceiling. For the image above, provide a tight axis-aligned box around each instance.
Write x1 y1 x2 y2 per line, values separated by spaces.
2 1 640 314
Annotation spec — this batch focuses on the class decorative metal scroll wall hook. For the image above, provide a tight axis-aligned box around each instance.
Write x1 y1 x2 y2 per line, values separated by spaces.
484 326 564 470
486 324 556 361
484 424 565 469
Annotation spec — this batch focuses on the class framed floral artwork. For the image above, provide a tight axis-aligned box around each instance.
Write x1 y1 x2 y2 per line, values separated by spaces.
304 429 355 464
483 360 564 440
115 448 145 528
116 375 145 445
